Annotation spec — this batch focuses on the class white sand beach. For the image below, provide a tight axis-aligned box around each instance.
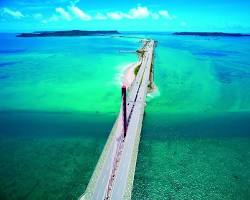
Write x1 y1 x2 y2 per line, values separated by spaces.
122 62 141 88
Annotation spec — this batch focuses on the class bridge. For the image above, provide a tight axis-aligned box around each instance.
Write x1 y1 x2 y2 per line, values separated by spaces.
79 40 156 200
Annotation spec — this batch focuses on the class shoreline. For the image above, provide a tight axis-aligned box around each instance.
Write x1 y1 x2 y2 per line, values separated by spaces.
122 62 141 88
121 39 157 94
121 40 145 88
122 61 158 95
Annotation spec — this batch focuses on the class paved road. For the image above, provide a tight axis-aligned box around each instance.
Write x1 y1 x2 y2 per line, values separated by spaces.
79 40 155 200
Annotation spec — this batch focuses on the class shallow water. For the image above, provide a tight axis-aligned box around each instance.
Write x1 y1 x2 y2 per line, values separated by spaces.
0 34 139 113
0 33 138 199
132 34 250 199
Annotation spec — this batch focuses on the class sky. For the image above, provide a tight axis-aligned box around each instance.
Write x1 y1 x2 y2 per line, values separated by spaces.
0 0 250 32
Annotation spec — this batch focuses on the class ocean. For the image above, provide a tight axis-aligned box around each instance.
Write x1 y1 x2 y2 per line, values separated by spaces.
0 32 250 199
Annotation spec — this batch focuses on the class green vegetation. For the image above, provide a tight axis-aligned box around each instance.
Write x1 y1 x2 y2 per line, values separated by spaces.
134 64 141 76
136 49 145 57
17 30 120 37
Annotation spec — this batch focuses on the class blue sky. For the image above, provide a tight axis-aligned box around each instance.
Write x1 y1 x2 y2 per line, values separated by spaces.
0 0 250 32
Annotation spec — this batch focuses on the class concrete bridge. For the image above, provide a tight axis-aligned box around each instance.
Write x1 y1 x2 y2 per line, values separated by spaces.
79 40 156 200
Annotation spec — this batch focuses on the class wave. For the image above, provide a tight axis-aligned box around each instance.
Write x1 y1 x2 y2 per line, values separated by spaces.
110 62 136 87
147 84 160 102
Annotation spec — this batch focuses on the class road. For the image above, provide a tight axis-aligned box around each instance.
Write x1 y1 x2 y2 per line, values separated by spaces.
79 40 155 200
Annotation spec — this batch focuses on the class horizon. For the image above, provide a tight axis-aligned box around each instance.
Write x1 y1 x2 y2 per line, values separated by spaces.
1 30 250 34
0 0 250 33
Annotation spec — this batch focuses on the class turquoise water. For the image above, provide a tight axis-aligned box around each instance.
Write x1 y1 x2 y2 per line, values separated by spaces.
0 33 250 199
0 33 138 199
132 34 250 199
0 34 139 113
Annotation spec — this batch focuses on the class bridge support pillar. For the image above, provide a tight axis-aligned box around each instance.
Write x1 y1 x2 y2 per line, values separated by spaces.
122 85 127 138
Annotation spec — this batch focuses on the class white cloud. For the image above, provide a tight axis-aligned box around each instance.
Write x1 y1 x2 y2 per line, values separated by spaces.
2 7 24 19
105 6 174 21
43 5 176 23
158 10 173 20
45 6 92 23
127 6 150 19
107 12 123 20
69 6 91 20
95 12 107 20
106 6 150 20
56 7 72 21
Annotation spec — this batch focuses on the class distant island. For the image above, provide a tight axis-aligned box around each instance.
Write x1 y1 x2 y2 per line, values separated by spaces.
16 30 120 37
173 32 250 37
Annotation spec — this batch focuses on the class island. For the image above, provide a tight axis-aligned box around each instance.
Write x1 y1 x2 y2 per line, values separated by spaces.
16 30 120 37
173 32 250 37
